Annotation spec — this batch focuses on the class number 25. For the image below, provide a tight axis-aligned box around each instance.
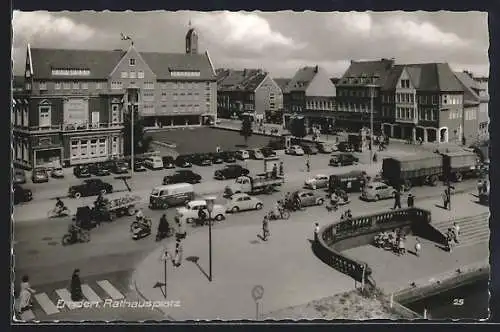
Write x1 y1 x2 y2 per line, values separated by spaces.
453 298 464 306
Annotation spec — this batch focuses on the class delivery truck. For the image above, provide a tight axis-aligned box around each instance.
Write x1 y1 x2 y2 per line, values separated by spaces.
441 151 479 182
382 154 442 190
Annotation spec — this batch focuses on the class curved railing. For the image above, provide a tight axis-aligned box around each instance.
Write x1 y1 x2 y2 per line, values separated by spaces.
314 207 432 282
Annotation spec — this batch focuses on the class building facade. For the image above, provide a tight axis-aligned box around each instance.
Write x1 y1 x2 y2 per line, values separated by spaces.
216 69 283 122
13 26 218 169
283 66 336 130
473 75 489 139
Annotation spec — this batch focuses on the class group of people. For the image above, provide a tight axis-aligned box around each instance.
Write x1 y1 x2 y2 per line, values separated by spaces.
374 229 408 256
392 190 415 210
445 222 460 252
271 161 284 179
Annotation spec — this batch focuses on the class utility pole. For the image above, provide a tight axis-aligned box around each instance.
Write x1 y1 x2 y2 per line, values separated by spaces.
369 85 375 163
130 103 135 176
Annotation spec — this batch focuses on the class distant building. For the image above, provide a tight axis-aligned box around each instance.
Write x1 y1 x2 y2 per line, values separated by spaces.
283 65 336 130
471 74 489 140
381 63 466 143
216 69 283 123
12 24 217 169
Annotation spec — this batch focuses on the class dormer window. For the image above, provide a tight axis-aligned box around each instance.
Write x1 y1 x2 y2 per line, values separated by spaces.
129 58 136 66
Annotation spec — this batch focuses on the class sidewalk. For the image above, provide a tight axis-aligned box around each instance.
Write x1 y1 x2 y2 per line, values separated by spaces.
132 193 488 320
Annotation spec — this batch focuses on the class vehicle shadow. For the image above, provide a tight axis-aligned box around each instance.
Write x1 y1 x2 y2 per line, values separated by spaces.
186 256 210 281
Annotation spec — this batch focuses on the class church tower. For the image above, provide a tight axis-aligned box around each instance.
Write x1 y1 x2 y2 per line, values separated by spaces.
185 20 198 55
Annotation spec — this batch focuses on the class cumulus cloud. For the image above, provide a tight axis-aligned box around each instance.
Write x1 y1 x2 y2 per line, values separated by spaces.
194 11 302 52
340 12 372 36
12 11 96 47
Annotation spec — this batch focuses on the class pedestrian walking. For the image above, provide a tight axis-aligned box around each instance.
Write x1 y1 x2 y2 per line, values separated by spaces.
306 158 311 172
414 238 422 257
272 163 278 178
446 228 454 252
70 269 83 301
173 241 183 267
393 190 402 209
262 216 270 241
452 222 460 243
477 179 483 196
279 161 284 176
373 152 378 163
398 237 406 256
407 192 415 208
314 222 320 243
17 275 35 314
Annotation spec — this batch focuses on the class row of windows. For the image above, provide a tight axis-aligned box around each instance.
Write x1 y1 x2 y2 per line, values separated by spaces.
449 110 463 120
336 103 371 112
395 107 416 120
465 110 477 121
306 101 335 110
70 136 121 160
121 71 145 79
337 89 377 98
37 81 212 91
382 94 463 105
395 93 415 104
170 71 201 77
51 69 91 76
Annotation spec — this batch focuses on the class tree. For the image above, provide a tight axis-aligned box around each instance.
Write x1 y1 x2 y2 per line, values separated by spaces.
123 108 153 156
240 116 253 146
290 116 307 139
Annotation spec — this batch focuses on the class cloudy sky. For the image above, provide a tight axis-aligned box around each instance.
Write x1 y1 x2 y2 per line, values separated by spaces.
12 10 489 78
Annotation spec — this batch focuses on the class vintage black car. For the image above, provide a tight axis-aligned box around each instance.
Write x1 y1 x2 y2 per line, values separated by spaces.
162 156 176 169
175 155 193 168
214 165 250 180
209 152 225 164
111 160 129 174
73 165 91 178
89 163 111 176
14 184 32 205
261 147 277 158
68 179 113 199
163 170 201 185
301 144 318 155
329 153 359 167
192 153 213 166
338 142 354 153
220 151 236 163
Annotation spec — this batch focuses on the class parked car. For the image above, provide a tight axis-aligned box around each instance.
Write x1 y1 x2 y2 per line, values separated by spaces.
317 143 334 154
192 154 213 166
304 174 330 190
134 159 147 172
286 145 305 156
338 142 354 152
301 144 318 155
361 182 396 201
163 170 202 185
112 160 129 174
68 179 113 199
292 190 325 207
144 156 164 170
208 152 224 164
176 200 226 223
248 149 264 160
261 147 277 158
13 169 26 184
14 184 32 205
329 153 359 167
73 165 91 178
32 167 49 183
89 163 111 176
226 193 263 213
267 139 286 150
175 155 193 168
235 150 250 160
50 166 65 178
220 151 236 163
214 165 250 180
162 156 176 169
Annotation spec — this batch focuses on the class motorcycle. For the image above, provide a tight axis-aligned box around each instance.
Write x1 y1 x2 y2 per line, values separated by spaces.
62 228 90 246
268 209 291 221
130 218 152 240
48 206 72 218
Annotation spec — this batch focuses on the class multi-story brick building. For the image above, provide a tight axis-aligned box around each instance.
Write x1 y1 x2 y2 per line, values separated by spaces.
216 69 283 122
283 65 336 130
335 59 395 133
12 25 217 169
380 63 467 144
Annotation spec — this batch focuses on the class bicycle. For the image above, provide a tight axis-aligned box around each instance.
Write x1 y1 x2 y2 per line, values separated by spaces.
47 207 71 218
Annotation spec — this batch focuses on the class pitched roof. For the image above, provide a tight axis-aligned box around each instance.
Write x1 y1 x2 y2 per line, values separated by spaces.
273 78 291 93
29 47 216 81
216 69 267 92
330 77 340 85
287 66 318 92
338 59 395 87
454 71 481 104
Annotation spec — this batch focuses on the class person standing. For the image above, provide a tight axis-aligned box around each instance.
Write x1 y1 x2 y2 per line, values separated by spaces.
262 215 270 241
17 275 36 314
446 228 454 252
477 179 483 196
272 164 278 179
393 189 402 210
414 238 422 257
452 222 460 243
407 192 415 208
279 161 284 176
70 269 83 302
314 222 320 243
306 158 311 172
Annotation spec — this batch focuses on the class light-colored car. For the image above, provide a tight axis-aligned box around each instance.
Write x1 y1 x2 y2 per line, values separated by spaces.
235 150 250 160
304 174 329 190
293 190 325 207
176 200 226 223
249 149 264 160
286 145 305 156
361 182 396 201
226 193 263 213
317 143 333 154
51 167 65 178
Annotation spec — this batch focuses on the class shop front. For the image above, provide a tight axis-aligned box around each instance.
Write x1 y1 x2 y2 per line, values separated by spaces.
62 132 123 166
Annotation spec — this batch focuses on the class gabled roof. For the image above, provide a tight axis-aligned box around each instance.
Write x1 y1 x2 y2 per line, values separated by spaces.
216 69 267 92
273 78 291 93
383 63 465 92
287 66 318 92
454 71 481 104
29 47 216 81
338 59 395 87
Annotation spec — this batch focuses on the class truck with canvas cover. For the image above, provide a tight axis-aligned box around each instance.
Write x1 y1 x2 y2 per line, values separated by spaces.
441 151 479 182
382 153 442 190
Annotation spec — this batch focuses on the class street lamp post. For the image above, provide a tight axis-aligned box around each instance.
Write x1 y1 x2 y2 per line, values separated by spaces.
130 103 135 176
368 84 375 163
205 196 216 282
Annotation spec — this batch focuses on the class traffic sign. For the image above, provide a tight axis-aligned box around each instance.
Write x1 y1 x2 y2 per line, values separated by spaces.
251 285 264 301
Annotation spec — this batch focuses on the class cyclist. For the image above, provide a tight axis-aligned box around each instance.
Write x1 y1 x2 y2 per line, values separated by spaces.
55 197 66 214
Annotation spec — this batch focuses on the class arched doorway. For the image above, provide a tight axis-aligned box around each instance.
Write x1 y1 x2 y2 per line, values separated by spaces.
416 127 424 142
427 128 437 143
439 127 448 143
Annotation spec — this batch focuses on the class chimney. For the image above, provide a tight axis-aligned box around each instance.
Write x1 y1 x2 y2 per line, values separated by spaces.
314 65 319 73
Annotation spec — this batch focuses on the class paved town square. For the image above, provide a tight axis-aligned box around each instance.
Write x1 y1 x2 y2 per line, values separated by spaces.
11 10 489 322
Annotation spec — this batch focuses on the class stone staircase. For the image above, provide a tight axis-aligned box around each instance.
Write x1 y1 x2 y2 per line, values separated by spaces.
431 212 490 247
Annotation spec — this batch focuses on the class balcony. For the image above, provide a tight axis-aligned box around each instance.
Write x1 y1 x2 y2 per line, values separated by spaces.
395 117 418 124
28 125 62 133
62 122 124 132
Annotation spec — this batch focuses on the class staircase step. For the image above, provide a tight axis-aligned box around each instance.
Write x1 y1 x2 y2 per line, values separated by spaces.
456 235 490 247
